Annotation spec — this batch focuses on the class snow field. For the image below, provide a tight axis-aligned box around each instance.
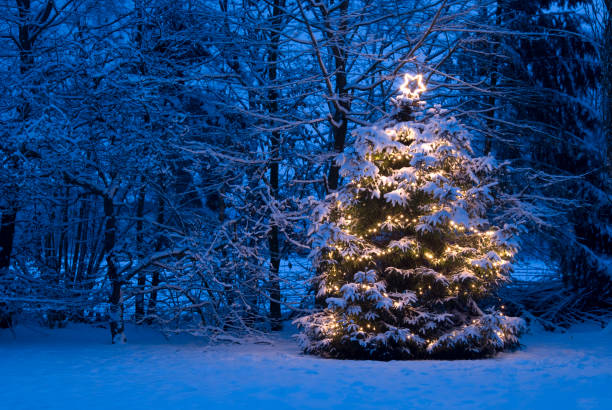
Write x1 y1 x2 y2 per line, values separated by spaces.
0 322 610 410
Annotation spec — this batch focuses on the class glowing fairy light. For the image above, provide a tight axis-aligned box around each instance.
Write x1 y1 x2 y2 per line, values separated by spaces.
400 73 427 99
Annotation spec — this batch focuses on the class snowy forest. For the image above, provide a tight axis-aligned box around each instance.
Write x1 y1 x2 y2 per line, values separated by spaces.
0 0 612 405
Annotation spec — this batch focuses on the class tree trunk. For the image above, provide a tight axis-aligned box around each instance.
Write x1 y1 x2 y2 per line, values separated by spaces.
134 4 149 324
0 210 17 273
326 0 350 192
61 192 69 280
267 0 285 331
0 0 40 275
108 254 125 344
72 199 87 283
134 186 146 323
103 195 124 343
146 192 165 321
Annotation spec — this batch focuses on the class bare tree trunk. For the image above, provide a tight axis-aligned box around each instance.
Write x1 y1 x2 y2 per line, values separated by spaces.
72 199 87 282
0 0 38 274
0 210 17 273
60 191 69 279
267 0 285 331
146 192 165 321
134 2 149 324
1 0 55 275
108 254 125 343
103 194 124 343
134 185 146 322
326 0 350 192
268 162 282 330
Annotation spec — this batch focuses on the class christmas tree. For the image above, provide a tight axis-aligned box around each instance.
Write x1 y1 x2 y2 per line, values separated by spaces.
296 74 525 360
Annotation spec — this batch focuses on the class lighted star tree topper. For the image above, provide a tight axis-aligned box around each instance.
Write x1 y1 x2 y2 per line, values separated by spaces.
296 74 525 360
399 73 427 100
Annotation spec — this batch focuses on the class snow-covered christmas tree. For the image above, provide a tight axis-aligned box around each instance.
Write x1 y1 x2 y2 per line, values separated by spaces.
296 74 525 360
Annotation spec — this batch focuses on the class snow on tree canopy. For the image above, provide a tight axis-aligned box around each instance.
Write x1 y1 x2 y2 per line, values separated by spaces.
295 74 525 360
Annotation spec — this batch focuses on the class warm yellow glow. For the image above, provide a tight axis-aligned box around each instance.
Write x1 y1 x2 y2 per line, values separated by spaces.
400 73 427 99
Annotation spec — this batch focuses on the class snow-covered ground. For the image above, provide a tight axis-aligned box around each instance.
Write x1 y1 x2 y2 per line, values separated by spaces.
1 322 611 410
